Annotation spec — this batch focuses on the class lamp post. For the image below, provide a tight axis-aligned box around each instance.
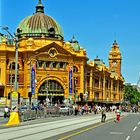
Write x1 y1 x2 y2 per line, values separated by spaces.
45 74 49 106
0 26 21 91
0 26 22 109
0 26 23 125
43 62 49 106
10 63 13 108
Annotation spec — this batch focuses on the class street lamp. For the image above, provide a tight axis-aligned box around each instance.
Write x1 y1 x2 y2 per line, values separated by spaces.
0 26 22 126
45 74 49 106
0 26 21 92
0 26 22 109
43 62 49 106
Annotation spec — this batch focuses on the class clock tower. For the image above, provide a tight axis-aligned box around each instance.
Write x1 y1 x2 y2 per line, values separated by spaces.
109 40 122 76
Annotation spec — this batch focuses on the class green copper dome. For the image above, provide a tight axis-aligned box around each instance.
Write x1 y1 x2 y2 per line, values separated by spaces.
17 0 64 39
70 36 80 51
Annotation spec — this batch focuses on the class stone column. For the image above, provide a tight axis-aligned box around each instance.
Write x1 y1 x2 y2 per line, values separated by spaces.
99 76 102 100
117 81 120 102
103 74 106 101
89 69 93 100
80 65 85 93
110 79 113 101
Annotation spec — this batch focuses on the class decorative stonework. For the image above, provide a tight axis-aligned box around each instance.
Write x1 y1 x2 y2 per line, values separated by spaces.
36 76 42 83
26 38 34 49
62 77 67 85
48 47 58 57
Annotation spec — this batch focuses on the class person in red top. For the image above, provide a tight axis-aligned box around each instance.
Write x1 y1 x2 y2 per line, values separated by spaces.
115 107 121 122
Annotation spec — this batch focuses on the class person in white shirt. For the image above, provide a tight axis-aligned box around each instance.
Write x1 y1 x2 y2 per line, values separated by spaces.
4 106 9 118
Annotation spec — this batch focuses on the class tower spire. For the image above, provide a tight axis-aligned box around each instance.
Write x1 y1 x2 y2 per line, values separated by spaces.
36 0 44 13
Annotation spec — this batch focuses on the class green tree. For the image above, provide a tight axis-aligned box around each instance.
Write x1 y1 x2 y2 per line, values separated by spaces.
124 84 140 105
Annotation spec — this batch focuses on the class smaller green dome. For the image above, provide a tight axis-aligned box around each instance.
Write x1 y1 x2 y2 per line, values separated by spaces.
70 36 80 51
72 43 80 51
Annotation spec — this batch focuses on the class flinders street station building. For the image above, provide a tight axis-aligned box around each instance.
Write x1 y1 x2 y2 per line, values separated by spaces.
0 0 124 106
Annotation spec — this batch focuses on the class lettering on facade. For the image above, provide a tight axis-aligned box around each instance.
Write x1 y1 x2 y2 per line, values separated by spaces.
31 65 35 94
69 67 73 95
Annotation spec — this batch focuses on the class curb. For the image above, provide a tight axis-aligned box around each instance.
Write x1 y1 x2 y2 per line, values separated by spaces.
0 112 127 129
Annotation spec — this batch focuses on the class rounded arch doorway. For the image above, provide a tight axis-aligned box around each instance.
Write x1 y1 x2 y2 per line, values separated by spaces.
38 80 64 104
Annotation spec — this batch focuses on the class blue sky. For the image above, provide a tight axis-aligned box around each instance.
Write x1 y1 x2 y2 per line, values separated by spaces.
1 0 140 84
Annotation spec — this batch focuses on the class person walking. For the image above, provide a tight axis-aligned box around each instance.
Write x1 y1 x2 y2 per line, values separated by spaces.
4 106 10 118
115 107 121 122
101 107 106 122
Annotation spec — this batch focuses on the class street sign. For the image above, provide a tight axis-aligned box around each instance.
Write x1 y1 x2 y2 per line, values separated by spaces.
11 91 18 110
12 92 18 98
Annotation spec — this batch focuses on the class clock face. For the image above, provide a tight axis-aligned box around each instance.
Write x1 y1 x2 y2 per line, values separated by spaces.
113 61 117 67
48 48 57 57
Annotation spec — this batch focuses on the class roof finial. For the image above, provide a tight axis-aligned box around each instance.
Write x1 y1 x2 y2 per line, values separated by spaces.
39 0 42 4
113 40 118 45
70 35 78 43
36 0 44 13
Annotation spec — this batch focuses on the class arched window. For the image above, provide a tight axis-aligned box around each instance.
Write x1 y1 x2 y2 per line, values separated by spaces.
9 62 19 70
73 66 78 72
38 80 64 94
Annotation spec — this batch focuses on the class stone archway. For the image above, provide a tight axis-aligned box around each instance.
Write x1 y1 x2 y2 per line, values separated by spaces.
37 79 65 104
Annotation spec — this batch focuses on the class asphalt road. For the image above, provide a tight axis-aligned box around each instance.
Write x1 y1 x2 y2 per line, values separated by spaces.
52 113 140 140
1 112 139 140
0 112 116 140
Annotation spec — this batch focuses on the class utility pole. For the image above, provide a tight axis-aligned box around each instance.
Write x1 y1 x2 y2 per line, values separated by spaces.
0 26 22 125
46 74 49 106
10 63 13 92
10 63 13 108
0 26 21 108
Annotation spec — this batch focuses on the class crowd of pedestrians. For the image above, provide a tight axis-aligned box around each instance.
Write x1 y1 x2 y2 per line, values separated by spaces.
2 100 140 123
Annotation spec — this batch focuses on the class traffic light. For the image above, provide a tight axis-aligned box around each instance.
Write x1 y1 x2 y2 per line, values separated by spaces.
28 92 32 97
16 28 22 39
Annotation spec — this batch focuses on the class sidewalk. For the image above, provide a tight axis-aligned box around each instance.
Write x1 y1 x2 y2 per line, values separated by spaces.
0 111 126 128
0 112 4 118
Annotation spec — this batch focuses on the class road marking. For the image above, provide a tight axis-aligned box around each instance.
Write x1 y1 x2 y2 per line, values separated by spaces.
110 132 123 135
58 120 113 140
138 121 140 125
58 116 128 140
133 126 137 132
126 136 130 140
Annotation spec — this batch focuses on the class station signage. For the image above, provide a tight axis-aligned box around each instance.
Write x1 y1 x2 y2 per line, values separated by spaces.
69 67 73 95
11 91 18 110
31 65 35 94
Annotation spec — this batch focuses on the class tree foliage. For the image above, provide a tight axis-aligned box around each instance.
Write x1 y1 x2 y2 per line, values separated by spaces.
124 84 140 105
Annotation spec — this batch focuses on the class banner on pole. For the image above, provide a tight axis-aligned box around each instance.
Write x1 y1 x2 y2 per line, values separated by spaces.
69 66 73 95
31 65 35 94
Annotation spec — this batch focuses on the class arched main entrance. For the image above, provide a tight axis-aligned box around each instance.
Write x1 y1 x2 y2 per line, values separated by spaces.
38 80 64 104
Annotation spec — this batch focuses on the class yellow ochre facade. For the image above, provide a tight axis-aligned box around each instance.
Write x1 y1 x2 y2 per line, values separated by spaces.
0 0 124 105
